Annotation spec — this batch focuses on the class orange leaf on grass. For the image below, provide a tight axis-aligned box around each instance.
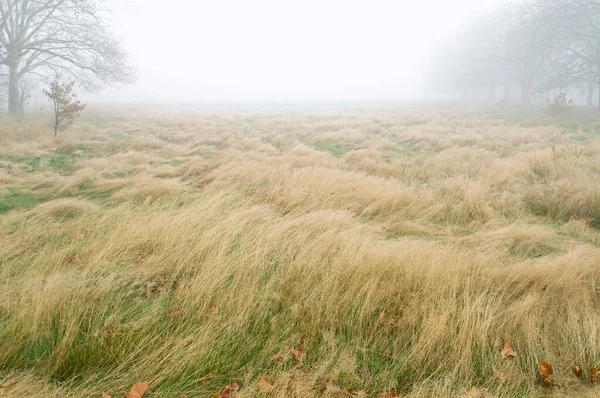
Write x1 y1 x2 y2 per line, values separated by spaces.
343 388 366 397
380 390 399 398
125 381 149 398
501 342 517 359
257 377 275 393
591 367 599 383
272 351 284 363
539 360 556 387
573 365 583 378
290 345 306 363
214 382 240 398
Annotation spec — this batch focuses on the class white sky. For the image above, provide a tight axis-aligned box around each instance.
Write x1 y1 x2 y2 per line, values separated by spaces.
96 0 507 103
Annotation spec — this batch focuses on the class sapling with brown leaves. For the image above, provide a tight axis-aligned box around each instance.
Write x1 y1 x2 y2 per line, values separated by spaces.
43 79 86 137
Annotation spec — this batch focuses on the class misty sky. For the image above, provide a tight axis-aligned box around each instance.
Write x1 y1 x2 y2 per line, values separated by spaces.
97 0 507 103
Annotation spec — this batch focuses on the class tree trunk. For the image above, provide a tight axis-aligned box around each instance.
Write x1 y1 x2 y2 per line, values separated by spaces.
7 59 22 118
487 85 495 102
587 81 595 106
520 79 532 105
597 80 600 110
502 82 510 103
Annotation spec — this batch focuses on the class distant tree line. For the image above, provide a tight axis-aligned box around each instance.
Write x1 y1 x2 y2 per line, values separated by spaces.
431 0 600 108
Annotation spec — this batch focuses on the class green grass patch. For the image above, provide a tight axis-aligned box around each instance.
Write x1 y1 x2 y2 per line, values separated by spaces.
0 188 47 214
10 154 78 175
312 142 355 158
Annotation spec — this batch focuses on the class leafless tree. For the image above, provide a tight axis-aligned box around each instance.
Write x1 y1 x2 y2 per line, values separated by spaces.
525 0 600 107
0 0 135 117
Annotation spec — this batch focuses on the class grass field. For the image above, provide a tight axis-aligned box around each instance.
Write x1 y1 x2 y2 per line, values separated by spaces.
1 104 600 397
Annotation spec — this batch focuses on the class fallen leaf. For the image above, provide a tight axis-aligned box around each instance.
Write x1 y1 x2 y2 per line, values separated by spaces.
102 393 111 398
214 382 240 398
167 307 182 319
136 257 143 264
209 304 219 314
573 365 583 378
543 377 557 387
492 365 505 383
570 215 579 221
540 360 556 387
125 381 149 398
257 377 274 393
585 218 595 228
591 366 599 383
343 389 366 397
380 390 399 398
290 345 306 363
272 351 284 363
465 387 484 397
501 342 517 359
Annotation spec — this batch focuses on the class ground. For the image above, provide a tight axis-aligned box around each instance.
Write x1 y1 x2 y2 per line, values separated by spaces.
0 104 600 397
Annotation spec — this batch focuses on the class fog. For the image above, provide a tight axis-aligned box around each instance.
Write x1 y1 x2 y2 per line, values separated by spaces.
96 0 506 103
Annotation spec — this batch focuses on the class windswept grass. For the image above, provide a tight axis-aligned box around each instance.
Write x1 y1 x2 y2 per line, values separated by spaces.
0 105 600 397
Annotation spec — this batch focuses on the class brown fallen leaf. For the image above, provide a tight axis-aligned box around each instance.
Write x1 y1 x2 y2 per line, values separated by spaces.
342 389 366 397
167 307 182 319
543 377 557 387
257 377 275 393
125 381 149 398
492 365 505 383
102 393 111 398
214 382 240 398
465 387 484 397
584 218 595 228
209 303 219 314
540 360 556 387
540 360 553 377
136 257 143 264
380 390 399 398
573 364 583 378
591 366 599 383
290 345 306 363
570 215 579 221
501 342 517 359
272 351 284 363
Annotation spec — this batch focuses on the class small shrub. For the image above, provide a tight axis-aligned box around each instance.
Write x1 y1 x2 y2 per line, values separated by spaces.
43 79 86 137
546 92 573 119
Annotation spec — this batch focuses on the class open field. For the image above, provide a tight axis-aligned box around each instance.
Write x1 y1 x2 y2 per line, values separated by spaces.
1 104 600 397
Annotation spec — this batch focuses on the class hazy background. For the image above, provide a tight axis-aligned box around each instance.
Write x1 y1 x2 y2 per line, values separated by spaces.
96 0 507 103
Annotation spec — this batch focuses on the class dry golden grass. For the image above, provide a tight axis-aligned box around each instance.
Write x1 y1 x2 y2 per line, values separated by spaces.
0 105 600 397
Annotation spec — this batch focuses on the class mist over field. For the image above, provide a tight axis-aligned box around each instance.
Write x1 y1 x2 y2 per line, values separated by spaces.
94 0 504 103
2 1 600 398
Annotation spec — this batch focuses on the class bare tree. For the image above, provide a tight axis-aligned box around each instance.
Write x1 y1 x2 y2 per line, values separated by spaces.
525 0 600 107
0 0 134 117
